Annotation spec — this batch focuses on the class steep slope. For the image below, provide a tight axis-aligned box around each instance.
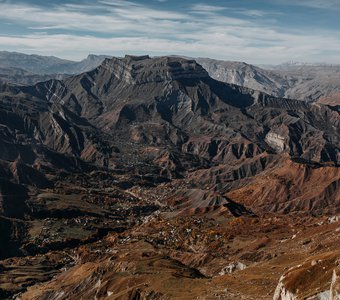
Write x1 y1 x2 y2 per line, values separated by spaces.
226 158 340 214
198 57 340 104
0 81 113 170
196 57 288 97
273 250 340 300
274 64 340 103
61 55 340 166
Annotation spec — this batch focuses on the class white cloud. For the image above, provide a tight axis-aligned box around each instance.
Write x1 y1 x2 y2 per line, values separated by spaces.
274 0 340 10
0 2 187 33
0 1 339 64
191 4 227 13
235 9 267 17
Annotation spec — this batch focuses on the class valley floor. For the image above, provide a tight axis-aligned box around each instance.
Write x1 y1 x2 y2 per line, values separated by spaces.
1 177 339 299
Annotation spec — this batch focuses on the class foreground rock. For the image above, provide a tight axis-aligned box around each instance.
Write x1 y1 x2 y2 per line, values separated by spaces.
274 251 340 300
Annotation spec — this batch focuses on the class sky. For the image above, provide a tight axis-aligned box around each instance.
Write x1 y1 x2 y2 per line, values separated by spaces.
0 0 340 64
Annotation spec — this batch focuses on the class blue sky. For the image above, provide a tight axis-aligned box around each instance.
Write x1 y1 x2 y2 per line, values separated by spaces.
0 0 340 63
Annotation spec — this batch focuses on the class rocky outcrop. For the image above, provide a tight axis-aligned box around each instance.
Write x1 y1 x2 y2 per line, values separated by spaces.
102 55 209 85
330 270 339 300
273 251 340 300
219 262 247 275
273 275 297 300
265 132 286 152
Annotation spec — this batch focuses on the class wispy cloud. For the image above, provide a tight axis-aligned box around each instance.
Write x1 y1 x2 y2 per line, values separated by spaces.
0 2 187 34
0 1 339 64
275 0 340 10
191 4 227 13
235 9 267 17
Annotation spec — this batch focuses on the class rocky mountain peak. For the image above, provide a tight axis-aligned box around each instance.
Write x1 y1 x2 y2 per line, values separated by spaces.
85 54 101 61
101 55 209 84
124 54 151 61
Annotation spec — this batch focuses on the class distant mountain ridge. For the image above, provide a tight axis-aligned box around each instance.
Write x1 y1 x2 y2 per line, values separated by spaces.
196 58 288 98
196 57 340 104
0 51 111 75
0 66 67 86
265 61 340 69
1 51 340 105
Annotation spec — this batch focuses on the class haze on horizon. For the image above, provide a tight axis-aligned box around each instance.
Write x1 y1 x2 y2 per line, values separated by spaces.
0 0 340 64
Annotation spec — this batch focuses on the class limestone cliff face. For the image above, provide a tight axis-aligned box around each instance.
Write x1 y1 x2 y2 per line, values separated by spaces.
273 275 296 300
273 252 340 300
265 132 286 152
102 55 209 85
330 270 340 300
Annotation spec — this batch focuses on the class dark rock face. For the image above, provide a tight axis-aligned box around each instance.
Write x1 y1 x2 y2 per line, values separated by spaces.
0 217 26 259
0 179 28 218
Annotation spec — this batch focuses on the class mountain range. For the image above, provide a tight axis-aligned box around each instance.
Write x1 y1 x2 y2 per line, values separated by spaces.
197 57 340 104
0 54 339 299
1 51 340 107
0 51 110 86
0 51 109 75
